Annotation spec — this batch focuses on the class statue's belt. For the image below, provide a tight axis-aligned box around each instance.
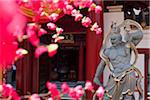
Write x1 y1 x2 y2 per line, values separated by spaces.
110 66 143 82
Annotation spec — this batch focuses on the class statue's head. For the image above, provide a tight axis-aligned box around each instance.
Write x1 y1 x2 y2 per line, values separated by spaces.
110 22 121 34
109 22 122 45
109 33 122 45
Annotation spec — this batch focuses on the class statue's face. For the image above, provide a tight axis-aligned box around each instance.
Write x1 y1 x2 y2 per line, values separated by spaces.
110 33 122 45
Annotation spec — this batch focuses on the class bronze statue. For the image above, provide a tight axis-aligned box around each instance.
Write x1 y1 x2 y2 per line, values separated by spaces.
93 19 143 100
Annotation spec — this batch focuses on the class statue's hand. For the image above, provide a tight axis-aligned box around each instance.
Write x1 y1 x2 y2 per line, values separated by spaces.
93 76 102 86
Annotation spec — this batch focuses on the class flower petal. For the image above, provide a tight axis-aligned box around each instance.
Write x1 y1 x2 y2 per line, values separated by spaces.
47 22 56 30
54 36 64 42
16 48 28 60
35 46 48 58
38 28 47 37
96 86 105 98
95 6 102 13
47 44 58 57
56 28 63 34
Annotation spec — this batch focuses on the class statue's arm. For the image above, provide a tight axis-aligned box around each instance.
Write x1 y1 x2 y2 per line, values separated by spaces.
123 19 143 46
93 60 106 86
126 30 143 46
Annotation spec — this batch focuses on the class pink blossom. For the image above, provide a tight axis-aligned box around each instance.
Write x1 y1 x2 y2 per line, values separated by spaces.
73 0 80 7
30 94 41 100
61 82 70 94
26 24 39 37
12 24 24 42
74 85 84 98
31 0 41 11
16 48 28 59
85 0 93 7
84 81 94 91
54 36 65 42
46 82 57 91
68 88 77 99
90 23 102 34
39 7 44 13
0 0 26 67
40 11 45 17
63 5 74 15
56 28 63 34
47 22 57 30
74 85 82 91
0 40 18 67
48 13 59 22
1 84 12 98
96 28 102 35
26 26 36 37
1 84 20 100
96 86 105 98
29 35 40 47
52 34 64 42
52 34 59 39
38 28 47 37
29 24 39 31
47 44 58 57
75 89 84 99
0 0 17 17
26 25 40 46
11 90 21 100
35 46 48 58
11 89 21 100
75 14 83 21
48 98 54 100
48 50 57 57
7 13 26 37
88 3 96 11
90 22 99 31
46 82 60 99
81 0 92 8
68 85 84 99
81 17 92 27
8 84 20 100
52 0 65 9
95 6 102 13
74 0 92 8
71 9 79 17
32 8 43 22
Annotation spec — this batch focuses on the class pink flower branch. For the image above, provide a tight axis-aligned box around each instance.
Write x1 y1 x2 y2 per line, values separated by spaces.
0 0 104 99
0 81 104 100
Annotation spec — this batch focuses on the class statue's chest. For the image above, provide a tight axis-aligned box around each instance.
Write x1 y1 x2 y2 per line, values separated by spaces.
108 46 128 60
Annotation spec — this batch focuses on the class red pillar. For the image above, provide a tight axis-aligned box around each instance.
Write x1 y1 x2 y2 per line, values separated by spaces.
85 1 103 99
86 0 103 82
